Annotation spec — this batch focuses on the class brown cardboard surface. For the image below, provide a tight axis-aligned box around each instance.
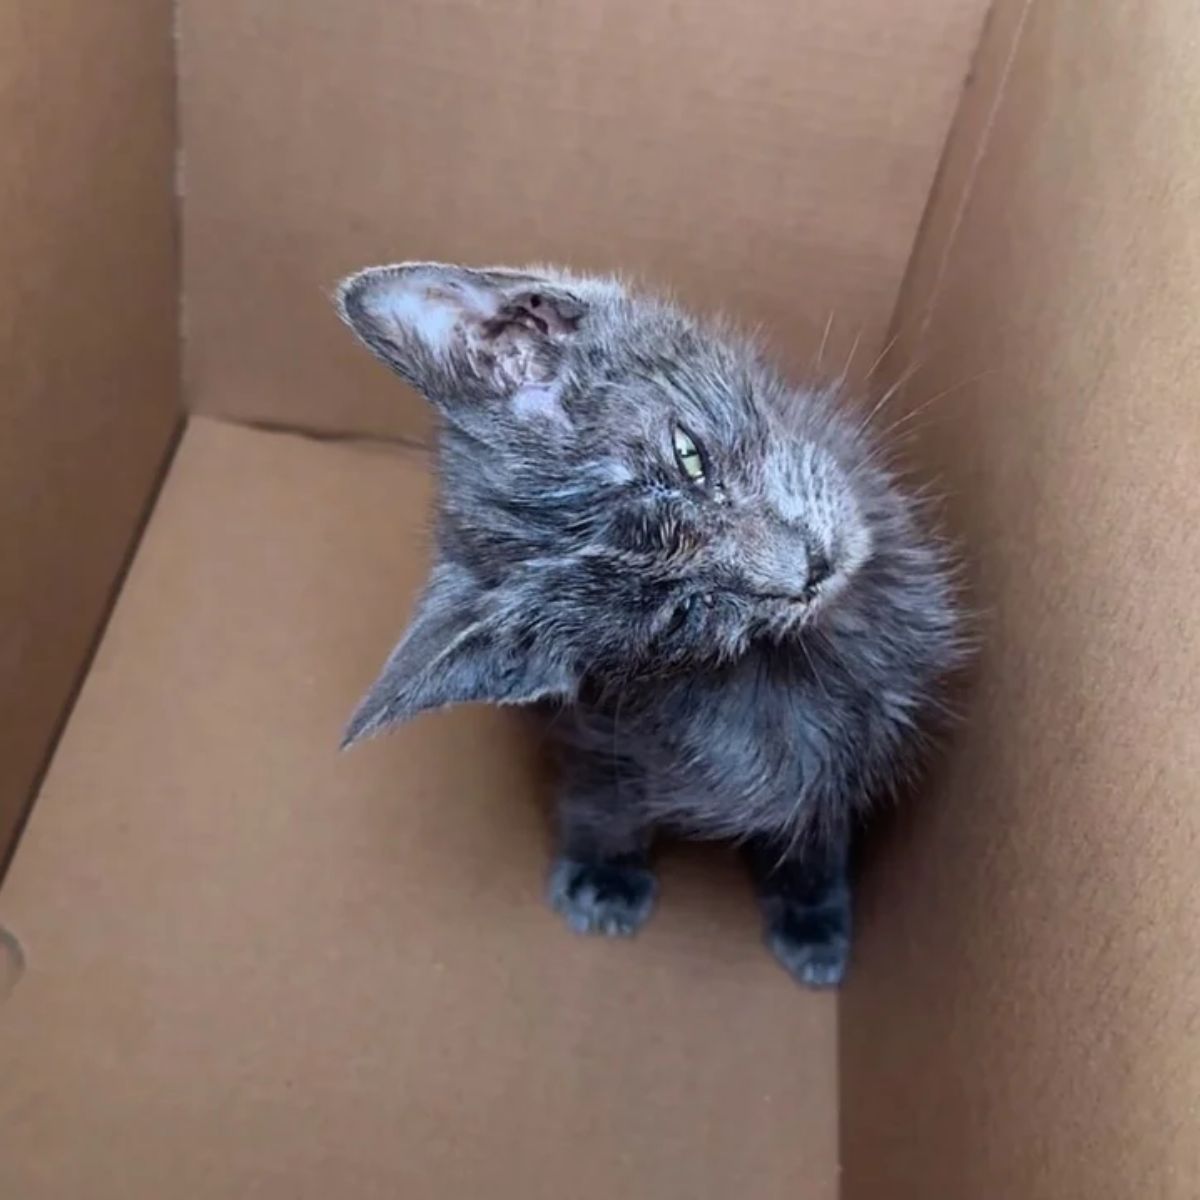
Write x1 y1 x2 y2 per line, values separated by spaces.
0 1 180 860
0 417 837 1199
179 0 989 441
11 2 1200 1193
887 0 1034 367
842 1 1200 1196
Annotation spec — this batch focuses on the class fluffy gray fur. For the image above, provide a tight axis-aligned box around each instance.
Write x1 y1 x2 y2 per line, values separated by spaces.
335 262 969 987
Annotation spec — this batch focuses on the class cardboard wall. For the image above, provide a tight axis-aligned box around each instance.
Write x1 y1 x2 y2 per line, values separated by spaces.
842 1 1200 1195
178 0 991 442
0 1 180 863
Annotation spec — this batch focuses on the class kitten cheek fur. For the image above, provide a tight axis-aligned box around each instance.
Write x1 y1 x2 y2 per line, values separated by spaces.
336 261 971 982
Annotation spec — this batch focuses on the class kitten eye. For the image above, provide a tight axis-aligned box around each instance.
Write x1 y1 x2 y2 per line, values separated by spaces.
664 595 695 635
672 426 706 485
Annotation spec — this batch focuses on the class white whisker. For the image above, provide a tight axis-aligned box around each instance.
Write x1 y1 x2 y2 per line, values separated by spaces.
855 359 924 440
837 329 862 388
815 310 835 373
875 370 994 442
864 332 900 382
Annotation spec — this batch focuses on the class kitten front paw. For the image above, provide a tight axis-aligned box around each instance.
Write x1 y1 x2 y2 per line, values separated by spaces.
547 857 658 937
763 901 850 989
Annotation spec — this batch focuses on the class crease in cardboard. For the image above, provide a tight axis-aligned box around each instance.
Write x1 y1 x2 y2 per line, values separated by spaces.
0 420 186 883
230 415 433 455
903 0 1036 353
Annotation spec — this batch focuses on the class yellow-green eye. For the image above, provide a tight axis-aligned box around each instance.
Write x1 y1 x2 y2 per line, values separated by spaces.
672 426 706 484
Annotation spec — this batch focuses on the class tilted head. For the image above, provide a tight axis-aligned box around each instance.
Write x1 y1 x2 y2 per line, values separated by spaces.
336 262 936 744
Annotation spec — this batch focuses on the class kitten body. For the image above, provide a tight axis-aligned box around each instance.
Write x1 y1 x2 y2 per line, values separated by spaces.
336 263 968 986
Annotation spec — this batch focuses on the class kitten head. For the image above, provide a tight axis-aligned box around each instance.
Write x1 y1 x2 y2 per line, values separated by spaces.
336 262 898 744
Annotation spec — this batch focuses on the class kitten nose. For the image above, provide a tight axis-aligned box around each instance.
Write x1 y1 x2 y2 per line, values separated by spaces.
806 553 832 590
739 524 830 601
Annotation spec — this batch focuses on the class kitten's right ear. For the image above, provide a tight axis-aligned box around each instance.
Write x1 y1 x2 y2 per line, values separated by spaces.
342 562 577 747
335 262 588 422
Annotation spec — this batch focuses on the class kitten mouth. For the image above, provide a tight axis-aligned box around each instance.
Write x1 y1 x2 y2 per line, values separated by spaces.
749 590 812 606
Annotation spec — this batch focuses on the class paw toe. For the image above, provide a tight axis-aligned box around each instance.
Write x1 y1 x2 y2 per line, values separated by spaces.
765 904 851 989
548 858 658 937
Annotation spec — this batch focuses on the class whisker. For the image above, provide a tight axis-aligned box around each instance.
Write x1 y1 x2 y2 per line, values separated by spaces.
837 328 863 388
864 332 900 382
875 370 994 442
856 424 929 472
815 310 835 373
855 358 924 440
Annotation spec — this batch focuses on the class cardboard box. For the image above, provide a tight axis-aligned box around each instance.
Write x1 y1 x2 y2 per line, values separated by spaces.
2 1 1196 1195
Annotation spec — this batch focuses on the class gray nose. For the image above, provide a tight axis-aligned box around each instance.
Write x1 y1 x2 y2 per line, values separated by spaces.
737 523 831 601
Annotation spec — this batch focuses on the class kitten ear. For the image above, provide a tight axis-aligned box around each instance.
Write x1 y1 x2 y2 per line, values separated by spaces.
336 262 587 422
342 563 576 747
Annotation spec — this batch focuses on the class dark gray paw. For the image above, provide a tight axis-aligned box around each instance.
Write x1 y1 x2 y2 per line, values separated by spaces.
764 901 851 989
547 857 658 936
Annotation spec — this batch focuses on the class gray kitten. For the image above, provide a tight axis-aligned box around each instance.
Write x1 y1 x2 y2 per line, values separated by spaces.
335 263 968 988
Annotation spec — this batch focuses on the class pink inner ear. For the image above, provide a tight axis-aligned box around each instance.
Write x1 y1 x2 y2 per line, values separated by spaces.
512 381 571 427
464 288 582 413
479 291 582 342
509 291 584 336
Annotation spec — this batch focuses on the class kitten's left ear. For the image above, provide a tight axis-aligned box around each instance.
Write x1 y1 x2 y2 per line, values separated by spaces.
342 563 577 748
336 262 588 423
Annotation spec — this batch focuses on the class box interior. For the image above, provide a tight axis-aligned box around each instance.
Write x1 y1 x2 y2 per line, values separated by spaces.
178 0 990 440
843 3 1200 1194
0 417 838 1196
4 1 1200 1197
0 0 178 855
